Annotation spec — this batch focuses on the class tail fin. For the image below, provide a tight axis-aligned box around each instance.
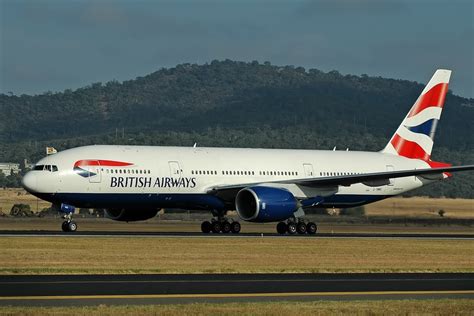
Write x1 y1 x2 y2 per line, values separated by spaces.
382 69 451 162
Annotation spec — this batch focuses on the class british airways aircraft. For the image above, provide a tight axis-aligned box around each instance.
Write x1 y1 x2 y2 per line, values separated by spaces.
22 69 474 234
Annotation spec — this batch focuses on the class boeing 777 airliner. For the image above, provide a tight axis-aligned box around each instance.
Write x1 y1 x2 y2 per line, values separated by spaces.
22 69 474 234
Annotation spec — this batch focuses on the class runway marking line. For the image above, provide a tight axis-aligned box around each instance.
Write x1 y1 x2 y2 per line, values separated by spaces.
1 290 473 301
0 278 469 284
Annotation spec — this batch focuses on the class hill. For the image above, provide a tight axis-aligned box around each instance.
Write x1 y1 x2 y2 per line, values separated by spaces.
0 60 473 197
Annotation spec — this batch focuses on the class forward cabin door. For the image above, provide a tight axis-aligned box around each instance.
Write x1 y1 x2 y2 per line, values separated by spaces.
168 161 182 191
89 161 102 183
303 163 314 177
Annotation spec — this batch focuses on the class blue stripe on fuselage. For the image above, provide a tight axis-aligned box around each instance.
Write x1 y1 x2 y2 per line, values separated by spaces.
32 192 389 211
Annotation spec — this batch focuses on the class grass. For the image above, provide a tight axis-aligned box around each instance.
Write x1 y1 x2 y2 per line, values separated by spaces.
365 196 474 218
0 236 473 274
0 299 473 315
0 188 50 215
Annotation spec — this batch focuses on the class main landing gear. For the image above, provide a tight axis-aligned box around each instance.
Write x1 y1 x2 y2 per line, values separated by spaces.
276 219 317 235
201 218 241 234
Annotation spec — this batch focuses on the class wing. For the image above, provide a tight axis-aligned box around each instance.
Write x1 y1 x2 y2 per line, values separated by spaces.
207 165 474 200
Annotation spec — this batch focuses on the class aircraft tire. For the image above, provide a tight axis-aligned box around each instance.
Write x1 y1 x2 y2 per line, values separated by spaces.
230 221 241 234
211 221 221 233
307 222 317 235
68 221 77 232
201 221 212 233
61 221 69 232
276 222 287 234
221 221 231 233
287 222 297 235
296 222 307 234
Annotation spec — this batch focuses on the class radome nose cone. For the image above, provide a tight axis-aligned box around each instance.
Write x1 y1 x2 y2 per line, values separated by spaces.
22 172 37 193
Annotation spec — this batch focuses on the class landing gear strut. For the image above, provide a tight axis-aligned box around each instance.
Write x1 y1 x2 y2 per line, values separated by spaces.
59 203 77 232
61 213 77 232
201 213 241 234
276 219 317 235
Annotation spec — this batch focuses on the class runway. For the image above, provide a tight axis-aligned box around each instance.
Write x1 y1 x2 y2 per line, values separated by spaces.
1 273 472 306
0 230 473 239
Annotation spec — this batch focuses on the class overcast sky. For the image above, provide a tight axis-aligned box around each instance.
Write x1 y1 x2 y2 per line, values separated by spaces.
1 0 473 98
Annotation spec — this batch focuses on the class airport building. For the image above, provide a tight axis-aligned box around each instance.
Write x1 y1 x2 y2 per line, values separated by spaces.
0 163 20 177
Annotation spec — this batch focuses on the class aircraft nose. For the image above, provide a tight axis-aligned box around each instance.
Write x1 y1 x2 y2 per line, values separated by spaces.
22 172 37 193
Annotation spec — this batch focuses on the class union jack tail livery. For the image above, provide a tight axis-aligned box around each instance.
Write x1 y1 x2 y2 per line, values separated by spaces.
382 69 451 167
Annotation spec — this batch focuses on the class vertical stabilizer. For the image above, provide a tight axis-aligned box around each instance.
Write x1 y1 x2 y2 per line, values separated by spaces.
382 69 451 161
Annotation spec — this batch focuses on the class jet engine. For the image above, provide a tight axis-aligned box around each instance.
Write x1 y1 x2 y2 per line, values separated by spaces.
105 208 159 222
235 186 297 222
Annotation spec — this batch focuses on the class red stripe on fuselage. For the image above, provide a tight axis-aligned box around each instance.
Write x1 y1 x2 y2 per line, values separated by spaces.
74 160 133 168
390 134 430 161
408 83 448 117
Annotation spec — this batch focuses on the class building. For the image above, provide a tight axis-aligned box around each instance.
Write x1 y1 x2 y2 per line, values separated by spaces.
0 163 20 177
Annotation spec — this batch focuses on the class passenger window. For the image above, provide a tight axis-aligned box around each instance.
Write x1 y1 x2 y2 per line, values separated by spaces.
52 165 58 172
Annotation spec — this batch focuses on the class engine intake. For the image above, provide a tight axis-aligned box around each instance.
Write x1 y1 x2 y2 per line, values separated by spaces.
235 186 297 222
105 208 159 222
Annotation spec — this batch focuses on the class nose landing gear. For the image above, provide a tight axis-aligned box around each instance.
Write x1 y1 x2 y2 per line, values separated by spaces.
59 203 77 232
61 219 77 232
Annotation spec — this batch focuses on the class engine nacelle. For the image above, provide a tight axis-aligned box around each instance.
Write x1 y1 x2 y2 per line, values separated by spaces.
235 186 297 222
105 208 159 222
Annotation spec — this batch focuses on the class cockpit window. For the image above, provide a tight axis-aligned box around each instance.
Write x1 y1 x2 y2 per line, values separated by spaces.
33 165 58 172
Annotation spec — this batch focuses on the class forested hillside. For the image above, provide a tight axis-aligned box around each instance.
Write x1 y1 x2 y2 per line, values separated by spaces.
1 60 473 197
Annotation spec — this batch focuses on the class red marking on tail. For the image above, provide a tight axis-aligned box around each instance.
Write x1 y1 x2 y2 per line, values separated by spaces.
408 83 448 117
390 134 430 161
428 160 453 177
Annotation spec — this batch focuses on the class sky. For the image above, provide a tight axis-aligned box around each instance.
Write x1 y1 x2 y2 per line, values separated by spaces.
1 0 473 98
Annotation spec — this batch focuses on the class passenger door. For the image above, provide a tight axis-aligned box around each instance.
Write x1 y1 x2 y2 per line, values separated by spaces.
168 161 182 191
303 163 314 177
89 161 102 183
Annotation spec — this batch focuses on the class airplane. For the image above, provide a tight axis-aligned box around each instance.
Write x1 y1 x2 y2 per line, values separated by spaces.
22 69 474 234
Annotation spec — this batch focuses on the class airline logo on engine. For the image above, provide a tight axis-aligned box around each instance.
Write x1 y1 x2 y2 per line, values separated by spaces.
110 176 196 188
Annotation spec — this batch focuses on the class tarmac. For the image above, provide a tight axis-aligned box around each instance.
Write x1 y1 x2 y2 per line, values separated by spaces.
0 230 473 239
1 273 472 306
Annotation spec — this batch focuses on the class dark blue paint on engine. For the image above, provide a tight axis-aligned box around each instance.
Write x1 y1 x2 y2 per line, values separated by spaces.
243 186 298 222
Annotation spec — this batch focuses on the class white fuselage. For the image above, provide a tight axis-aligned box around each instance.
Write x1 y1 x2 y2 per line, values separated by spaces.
23 145 431 210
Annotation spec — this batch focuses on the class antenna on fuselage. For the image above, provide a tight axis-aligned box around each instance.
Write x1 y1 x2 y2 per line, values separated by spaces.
332 146 336 151
193 143 197 148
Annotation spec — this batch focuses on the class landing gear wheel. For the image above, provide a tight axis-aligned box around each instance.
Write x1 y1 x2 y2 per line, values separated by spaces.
287 222 297 235
231 221 241 234
68 221 77 232
276 222 287 234
221 221 231 234
307 222 317 235
211 221 221 233
201 221 212 233
296 222 307 234
61 221 69 232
